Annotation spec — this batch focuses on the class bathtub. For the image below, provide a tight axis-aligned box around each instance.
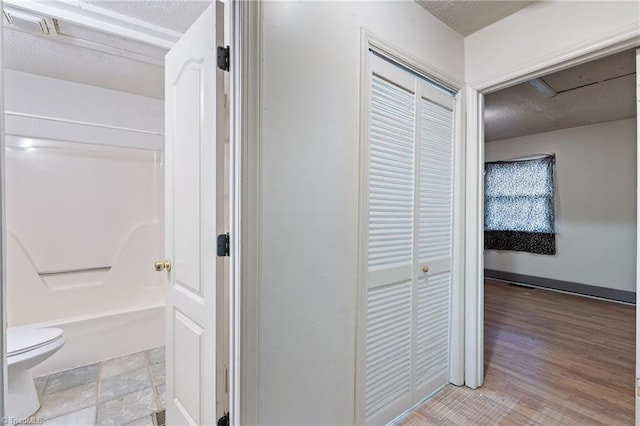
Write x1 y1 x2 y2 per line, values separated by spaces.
7 223 166 376
28 302 164 377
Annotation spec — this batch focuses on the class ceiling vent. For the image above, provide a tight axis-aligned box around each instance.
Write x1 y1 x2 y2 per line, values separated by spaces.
3 4 167 66
4 8 57 36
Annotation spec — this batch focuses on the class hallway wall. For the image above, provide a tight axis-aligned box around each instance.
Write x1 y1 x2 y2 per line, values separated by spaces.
258 1 464 423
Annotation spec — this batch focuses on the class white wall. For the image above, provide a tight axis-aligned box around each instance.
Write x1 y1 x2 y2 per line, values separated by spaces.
485 118 637 292
465 1 640 86
258 2 463 424
4 70 163 133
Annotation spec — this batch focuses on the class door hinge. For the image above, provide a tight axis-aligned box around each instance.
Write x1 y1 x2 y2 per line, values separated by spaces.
217 45 230 71
217 413 229 426
217 233 230 257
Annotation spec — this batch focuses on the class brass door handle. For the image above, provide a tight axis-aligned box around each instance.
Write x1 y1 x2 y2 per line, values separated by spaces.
422 265 429 273
155 259 171 272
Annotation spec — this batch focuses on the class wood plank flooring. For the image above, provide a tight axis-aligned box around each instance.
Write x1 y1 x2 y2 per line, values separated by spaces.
394 279 635 425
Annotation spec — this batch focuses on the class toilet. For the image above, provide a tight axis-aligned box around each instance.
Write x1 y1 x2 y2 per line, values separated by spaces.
7 327 65 419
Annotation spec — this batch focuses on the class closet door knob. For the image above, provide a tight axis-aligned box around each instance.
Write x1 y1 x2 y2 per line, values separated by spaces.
154 259 172 272
422 265 429 273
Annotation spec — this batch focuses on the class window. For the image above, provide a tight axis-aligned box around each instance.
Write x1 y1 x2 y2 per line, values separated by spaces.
484 156 556 255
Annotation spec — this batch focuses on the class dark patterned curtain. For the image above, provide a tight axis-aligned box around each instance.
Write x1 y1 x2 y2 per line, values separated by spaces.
484 156 556 255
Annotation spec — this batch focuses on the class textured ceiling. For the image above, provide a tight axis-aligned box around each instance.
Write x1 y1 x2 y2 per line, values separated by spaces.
3 1 211 99
4 0 536 100
82 0 211 32
4 29 164 99
484 50 637 142
415 0 534 36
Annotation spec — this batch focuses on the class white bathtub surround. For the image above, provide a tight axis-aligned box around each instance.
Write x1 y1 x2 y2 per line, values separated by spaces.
33 347 165 425
6 140 165 326
4 71 166 375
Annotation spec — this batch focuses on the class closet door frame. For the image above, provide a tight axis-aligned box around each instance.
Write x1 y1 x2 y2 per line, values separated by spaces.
355 30 465 425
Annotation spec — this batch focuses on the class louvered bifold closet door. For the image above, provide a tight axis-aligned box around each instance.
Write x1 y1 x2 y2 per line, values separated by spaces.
414 80 455 401
363 54 456 425
364 55 416 424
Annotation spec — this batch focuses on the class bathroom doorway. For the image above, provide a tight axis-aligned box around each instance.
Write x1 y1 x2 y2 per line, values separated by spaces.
1 1 233 424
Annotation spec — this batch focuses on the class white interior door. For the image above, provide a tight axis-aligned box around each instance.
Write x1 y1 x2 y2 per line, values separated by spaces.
163 3 225 425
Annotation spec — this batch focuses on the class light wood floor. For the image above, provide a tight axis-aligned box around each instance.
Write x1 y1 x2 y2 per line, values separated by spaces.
394 279 635 425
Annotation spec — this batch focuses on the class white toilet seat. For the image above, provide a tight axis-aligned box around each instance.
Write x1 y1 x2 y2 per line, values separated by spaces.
7 327 64 358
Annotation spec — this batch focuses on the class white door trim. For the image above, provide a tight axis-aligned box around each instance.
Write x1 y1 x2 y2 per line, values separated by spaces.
470 23 640 93
355 29 465 424
463 86 484 390
635 47 640 424
464 24 640 396
449 83 466 387
363 30 464 93
229 0 241 423
235 0 262 424
0 1 7 416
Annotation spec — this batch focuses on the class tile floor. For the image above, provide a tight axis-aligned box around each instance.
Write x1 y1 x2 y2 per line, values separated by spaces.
32 346 165 425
